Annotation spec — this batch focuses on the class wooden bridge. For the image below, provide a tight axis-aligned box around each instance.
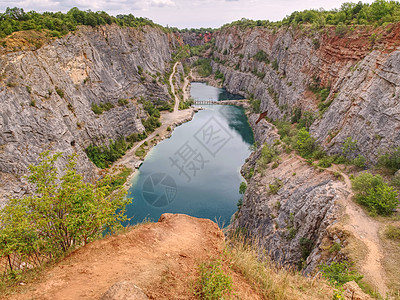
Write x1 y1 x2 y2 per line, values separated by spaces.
193 100 217 105
192 99 249 107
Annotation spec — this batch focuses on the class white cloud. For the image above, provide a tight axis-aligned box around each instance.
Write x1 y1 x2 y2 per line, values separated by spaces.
149 0 175 7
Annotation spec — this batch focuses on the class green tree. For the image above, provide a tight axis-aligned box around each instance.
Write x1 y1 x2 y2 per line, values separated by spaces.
0 152 131 258
295 128 315 158
352 173 398 215
239 182 247 194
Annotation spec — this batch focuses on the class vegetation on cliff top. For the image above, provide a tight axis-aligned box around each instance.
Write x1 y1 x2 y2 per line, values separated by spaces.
222 0 400 29
2 0 400 41
0 7 165 39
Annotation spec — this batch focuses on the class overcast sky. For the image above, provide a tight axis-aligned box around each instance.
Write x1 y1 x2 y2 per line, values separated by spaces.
0 0 373 28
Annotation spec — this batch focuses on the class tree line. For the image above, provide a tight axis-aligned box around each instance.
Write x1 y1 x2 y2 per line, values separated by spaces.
222 0 400 29
0 7 164 39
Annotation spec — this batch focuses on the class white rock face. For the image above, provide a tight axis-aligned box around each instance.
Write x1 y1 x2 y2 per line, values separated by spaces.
212 26 400 163
0 24 178 201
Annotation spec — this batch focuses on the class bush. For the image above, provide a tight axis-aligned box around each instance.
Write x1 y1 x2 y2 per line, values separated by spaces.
269 178 283 195
239 182 247 194
320 261 363 287
342 137 358 160
352 173 399 215
55 87 64 98
253 50 270 64
385 225 400 241
142 116 161 133
249 97 261 114
295 128 315 158
118 98 129 106
257 143 279 171
378 147 400 173
193 58 212 77
353 155 366 168
194 260 233 299
0 152 130 258
91 102 114 115
318 156 334 168
86 138 129 169
272 59 279 71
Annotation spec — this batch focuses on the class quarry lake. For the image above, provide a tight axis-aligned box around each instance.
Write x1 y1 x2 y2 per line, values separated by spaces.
125 82 254 226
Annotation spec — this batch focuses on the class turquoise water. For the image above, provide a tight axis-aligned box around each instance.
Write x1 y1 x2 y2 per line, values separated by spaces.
125 83 253 226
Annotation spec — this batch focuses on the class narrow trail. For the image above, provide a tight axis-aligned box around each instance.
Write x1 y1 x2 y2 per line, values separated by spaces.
328 165 389 296
116 61 193 173
169 61 180 113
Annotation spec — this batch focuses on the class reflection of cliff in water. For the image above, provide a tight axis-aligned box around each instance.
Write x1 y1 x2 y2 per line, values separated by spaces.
218 105 254 146
190 82 244 102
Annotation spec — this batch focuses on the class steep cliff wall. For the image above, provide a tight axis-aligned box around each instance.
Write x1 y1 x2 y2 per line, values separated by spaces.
213 25 400 274
230 115 346 273
212 25 400 163
0 24 179 201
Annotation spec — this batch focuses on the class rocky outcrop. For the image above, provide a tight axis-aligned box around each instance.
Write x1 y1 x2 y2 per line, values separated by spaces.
230 115 344 272
101 281 149 300
0 24 179 202
211 25 400 163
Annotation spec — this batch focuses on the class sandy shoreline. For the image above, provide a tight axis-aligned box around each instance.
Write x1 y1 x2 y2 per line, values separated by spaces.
113 62 198 189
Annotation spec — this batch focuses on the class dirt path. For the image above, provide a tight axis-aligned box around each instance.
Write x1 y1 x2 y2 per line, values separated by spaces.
170 61 180 113
329 165 389 296
5 214 260 300
116 61 194 176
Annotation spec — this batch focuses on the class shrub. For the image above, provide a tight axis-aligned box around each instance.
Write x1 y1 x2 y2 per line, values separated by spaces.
194 260 233 299
193 58 212 77
318 156 334 168
353 155 366 168
86 138 129 169
269 178 283 195
295 128 315 158
248 96 261 114
26 85 32 94
320 261 363 287
239 182 247 194
351 173 399 215
378 147 400 173
142 116 161 133
272 59 279 71
118 98 129 106
342 137 358 159
91 102 114 115
0 152 130 258
257 143 279 171
253 50 270 64
237 198 243 210
385 225 400 241
55 87 64 98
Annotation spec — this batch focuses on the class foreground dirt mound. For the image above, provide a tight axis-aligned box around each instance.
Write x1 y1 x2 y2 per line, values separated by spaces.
6 214 227 300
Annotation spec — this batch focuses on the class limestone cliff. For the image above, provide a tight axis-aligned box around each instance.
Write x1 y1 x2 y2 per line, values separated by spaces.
212 25 400 163
0 24 179 201
230 115 345 273
211 25 400 274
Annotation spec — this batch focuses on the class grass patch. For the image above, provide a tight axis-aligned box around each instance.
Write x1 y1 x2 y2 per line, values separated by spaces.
320 260 363 287
194 260 233 299
135 145 147 158
225 235 334 300
385 225 400 241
